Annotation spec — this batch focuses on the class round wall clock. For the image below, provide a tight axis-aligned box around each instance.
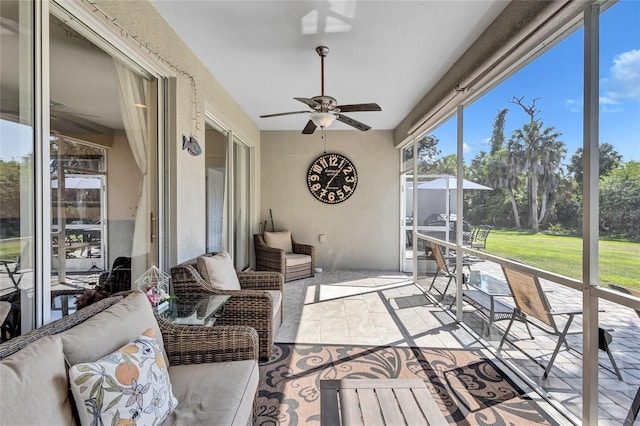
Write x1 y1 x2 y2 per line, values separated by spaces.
307 153 358 204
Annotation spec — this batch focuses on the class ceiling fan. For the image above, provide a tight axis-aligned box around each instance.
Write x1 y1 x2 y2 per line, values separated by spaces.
260 46 381 134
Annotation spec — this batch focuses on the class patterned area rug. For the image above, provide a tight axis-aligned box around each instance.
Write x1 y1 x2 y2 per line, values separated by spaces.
256 343 557 425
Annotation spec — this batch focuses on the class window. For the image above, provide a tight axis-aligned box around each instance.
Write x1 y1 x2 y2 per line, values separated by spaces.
598 1 640 290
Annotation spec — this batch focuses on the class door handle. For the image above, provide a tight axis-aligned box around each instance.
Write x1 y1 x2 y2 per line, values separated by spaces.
150 212 157 243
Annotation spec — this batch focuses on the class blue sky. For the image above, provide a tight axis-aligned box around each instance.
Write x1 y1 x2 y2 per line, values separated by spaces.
433 0 640 166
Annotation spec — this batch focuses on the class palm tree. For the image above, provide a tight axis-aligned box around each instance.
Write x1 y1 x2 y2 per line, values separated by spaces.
508 96 565 232
537 138 566 224
478 108 523 229
433 154 457 175
490 108 509 155
498 148 524 230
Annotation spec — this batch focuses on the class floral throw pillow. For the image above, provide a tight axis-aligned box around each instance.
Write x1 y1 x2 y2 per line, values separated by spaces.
69 328 178 426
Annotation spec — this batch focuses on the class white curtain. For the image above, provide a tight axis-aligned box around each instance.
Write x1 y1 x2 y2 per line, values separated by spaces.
114 59 149 284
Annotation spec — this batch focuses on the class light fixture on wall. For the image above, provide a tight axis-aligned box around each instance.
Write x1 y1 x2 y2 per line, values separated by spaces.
310 111 337 129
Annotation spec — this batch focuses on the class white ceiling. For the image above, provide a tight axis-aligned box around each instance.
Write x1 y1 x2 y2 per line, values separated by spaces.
150 1 509 132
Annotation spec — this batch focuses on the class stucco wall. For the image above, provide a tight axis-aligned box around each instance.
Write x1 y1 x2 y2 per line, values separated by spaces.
261 130 400 271
87 0 261 264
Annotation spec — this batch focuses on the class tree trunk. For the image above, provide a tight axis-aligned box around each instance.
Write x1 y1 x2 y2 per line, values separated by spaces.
509 188 521 230
531 173 539 233
539 192 548 224
527 180 532 226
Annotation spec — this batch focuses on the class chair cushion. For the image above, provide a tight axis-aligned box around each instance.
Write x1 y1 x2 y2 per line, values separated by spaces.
263 231 293 253
165 360 259 426
285 253 312 267
0 336 75 425
69 328 178 426
197 252 241 290
59 291 169 368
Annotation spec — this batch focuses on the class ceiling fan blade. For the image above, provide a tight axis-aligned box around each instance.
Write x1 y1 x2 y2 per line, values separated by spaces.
336 114 371 131
302 120 317 134
336 103 382 113
260 110 310 118
294 97 321 109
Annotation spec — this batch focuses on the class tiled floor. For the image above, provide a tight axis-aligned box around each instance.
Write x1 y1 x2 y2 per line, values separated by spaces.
276 269 640 425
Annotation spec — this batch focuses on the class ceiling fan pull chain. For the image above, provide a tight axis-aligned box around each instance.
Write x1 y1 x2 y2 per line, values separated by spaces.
323 127 327 153
320 52 325 97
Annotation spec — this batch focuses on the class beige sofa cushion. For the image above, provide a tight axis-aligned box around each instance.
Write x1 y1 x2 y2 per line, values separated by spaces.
264 231 293 253
197 251 241 290
59 291 168 367
0 336 75 425
285 253 311 267
166 360 259 426
69 328 178 425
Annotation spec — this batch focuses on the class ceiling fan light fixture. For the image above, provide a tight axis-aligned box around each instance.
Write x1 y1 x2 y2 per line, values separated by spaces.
310 112 336 128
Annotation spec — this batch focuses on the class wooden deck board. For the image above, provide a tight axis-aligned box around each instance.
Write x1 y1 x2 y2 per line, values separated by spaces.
320 379 448 425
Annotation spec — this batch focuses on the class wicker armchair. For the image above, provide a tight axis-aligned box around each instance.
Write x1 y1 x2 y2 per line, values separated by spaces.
171 254 283 360
254 232 315 282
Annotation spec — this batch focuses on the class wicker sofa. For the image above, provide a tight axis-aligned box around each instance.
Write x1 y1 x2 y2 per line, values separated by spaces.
171 253 283 360
254 232 315 282
0 291 259 425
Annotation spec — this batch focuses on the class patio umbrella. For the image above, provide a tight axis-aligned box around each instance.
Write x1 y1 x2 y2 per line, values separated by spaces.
407 176 492 245
416 177 492 191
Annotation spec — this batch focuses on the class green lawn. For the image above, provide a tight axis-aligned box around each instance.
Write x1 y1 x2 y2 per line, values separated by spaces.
0 240 21 260
485 230 640 289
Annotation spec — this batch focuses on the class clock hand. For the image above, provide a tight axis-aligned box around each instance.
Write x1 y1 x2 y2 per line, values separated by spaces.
325 162 346 189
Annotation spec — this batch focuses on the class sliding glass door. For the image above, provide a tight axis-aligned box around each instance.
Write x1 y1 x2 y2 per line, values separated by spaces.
205 122 227 253
2 0 167 336
204 116 252 271
47 11 160 319
0 0 36 340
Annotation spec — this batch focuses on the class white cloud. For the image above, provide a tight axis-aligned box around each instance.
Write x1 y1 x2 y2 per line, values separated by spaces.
602 105 624 114
463 142 472 153
565 98 582 112
601 49 640 102
599 95 618 105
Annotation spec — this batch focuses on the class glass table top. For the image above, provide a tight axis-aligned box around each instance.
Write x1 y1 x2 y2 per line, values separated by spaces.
468 273 511 296
159 294 230 326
